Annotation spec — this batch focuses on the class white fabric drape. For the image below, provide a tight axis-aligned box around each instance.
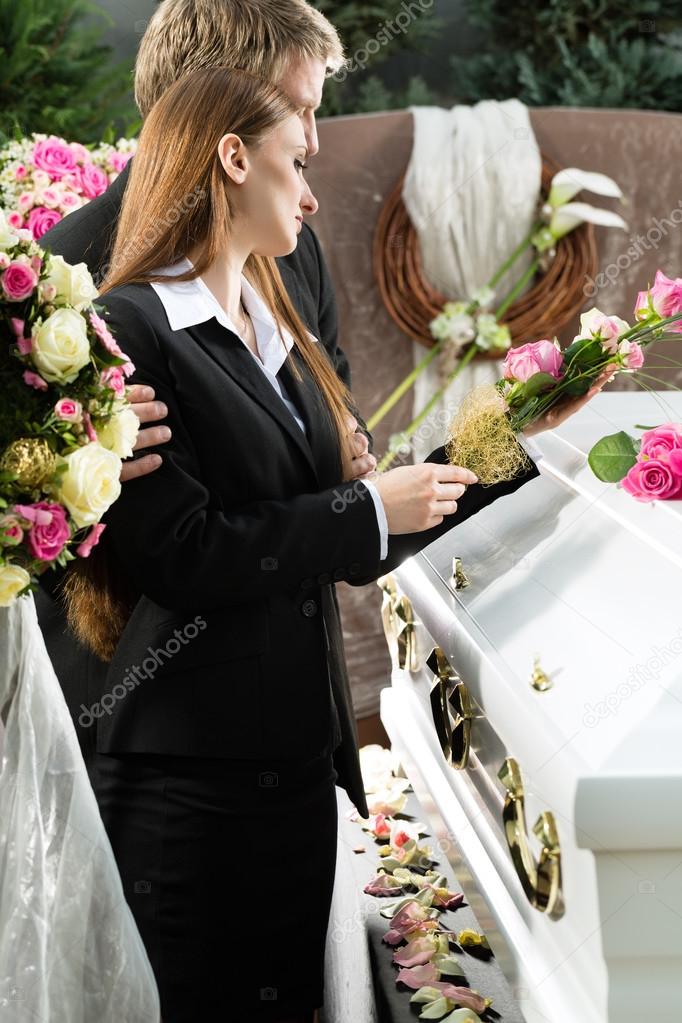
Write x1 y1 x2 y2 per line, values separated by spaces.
402 100 541 462
0 596 160 1022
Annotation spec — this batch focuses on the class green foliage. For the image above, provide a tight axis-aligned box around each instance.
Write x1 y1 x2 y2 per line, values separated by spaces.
588 430 639 481
451 0 682 111
0 0 138 143
313 0 440 115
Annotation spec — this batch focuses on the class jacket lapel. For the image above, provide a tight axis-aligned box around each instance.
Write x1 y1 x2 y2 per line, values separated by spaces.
188 319 327 485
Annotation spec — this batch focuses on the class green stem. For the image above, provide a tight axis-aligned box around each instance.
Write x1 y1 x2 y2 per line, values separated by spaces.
488 223 541 288
377 344 479 472
494 258 541 321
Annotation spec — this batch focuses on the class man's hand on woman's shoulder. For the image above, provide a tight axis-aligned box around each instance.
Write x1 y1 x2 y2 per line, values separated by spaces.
120 385 172 482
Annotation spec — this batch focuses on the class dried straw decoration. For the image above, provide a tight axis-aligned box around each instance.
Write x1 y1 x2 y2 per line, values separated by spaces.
373 155 598 352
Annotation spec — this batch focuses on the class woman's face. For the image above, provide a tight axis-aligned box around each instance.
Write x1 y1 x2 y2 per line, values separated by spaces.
225 115 318 258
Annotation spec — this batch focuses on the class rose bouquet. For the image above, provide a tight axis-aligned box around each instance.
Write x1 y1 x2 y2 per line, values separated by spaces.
0 133 137 240
588 424 682 502
0 210 138 606
444 270 682 485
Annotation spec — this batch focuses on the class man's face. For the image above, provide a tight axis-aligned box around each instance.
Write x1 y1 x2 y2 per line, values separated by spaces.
277 54 327 158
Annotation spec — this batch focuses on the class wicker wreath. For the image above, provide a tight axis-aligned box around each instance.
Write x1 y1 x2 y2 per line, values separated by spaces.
373 155 598 353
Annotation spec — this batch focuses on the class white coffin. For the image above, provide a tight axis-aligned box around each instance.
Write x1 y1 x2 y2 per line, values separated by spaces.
379 391 682 1023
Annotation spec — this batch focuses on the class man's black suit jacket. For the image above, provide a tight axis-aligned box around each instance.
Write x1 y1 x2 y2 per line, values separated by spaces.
35 166 540 816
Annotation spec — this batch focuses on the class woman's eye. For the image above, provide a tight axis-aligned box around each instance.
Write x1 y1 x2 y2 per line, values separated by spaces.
294 159 308 172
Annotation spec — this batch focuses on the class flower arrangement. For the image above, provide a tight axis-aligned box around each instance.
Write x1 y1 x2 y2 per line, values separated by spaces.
354 746 492 1022
589 424 682 502
0 210 138 606
0 133 137 240
370 166 627 471
445 270 682 485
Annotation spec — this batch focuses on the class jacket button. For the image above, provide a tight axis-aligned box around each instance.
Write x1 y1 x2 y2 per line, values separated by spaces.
301 599 318 617
300 577 315 590
317 572 331 585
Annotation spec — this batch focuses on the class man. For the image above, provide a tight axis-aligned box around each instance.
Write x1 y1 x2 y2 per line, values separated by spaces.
37 0 378 803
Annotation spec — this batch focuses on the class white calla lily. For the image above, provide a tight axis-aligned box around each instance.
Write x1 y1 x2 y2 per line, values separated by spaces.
548 167 623 207
550 201 628 240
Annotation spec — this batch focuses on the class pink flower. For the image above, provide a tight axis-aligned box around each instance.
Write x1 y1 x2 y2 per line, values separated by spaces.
0 253 10 270
10 318 24 337
6 211 23 230
639 425 682 463
14 502 70 561
635 270 682 332
82 411 98 443
77 162 109 199
0 515 24 546
2 261 38 301
110 151 133 174
395 964 439 990
621 458 682 502
23 370 48 391
16 336 33 355
618 340 644 370
76 522 106 558
55 398 83 423
392 938 437 968
503 339 564 384
366 813 392 838
100 366 126 398
430 983 488 1014
89 311 135 375
14 164 27 180
69 142 91 164
60 193 81 212
41 186 62 209
363 874 404 897
33 137 77 180
18 191 35 211
27 206 62 240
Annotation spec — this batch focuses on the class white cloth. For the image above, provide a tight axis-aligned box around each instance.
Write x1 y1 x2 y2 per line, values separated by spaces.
402 100 542 464
0 597 160 1022
151 259 389 559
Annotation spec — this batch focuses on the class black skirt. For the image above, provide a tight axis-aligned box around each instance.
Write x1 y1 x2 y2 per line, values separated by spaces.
94 746 339 1022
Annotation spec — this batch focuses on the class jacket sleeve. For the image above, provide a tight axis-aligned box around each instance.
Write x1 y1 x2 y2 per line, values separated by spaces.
305 225 374 455
99 294 382 612
346 444 542 586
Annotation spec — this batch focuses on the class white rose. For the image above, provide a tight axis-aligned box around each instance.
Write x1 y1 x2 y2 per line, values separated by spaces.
0 564 31 606
97 406 139 459
56 443 122 528
32 308 91 384
0 209 19 250
44 254 98 311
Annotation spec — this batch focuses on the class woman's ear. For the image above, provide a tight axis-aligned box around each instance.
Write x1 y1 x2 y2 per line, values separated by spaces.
217 133 249 185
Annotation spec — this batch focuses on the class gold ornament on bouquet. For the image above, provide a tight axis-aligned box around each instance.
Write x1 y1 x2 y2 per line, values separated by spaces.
0 438 56 490
445 384 531 486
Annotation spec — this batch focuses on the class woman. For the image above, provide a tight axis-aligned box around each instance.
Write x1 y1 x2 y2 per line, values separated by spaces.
69 68 612 1023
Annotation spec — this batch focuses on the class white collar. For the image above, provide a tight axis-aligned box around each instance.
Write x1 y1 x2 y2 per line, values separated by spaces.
150 256 318 375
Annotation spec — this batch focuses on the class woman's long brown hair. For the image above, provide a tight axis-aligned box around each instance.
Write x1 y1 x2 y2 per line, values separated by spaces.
64 67 358 661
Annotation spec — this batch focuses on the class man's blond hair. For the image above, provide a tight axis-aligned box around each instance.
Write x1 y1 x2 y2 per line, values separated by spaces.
134 0 345 117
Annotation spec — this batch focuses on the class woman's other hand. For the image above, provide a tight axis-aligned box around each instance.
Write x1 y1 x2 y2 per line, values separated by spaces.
120 385 172 482
345 414 377 478
522 365 618 438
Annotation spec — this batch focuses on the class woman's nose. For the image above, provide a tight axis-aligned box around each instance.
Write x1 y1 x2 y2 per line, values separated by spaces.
300 181 319 216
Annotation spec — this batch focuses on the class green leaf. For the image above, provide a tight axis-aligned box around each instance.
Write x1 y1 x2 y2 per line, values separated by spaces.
588 431 639 482
521 371 560 397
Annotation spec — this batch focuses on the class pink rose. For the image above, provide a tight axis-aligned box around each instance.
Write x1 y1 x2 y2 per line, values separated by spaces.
0 515 24 546
55 398 83 423
503 339 564 383
110 151 133 174
16 336 33 355
82 411 98 443
60 193 81 212
90 311 135 375
638 424 682 463
27 206 62 240
77 162 109 199
6 211 24 230
618 339 644 370
32 137 77 180
10 318 25 337
14 164 27 180
14 502 70 561
23 370 48 391
18 191 35 211
635 270 682 333
100 365 126 398
41 186 63 209
76 522 106 558
0 253 10 270
621 459 682 502
69 142 91 164
2 261 38 301
395 964 439 990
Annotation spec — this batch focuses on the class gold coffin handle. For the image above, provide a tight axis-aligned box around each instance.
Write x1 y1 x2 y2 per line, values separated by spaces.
377 575 418 672
427 646 473 770
497 756 565 920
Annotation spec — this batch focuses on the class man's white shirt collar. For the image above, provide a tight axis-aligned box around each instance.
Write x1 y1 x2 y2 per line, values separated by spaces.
150 256 317 376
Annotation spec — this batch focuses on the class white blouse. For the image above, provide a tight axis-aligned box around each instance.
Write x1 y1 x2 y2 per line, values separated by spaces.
150 258 389 560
